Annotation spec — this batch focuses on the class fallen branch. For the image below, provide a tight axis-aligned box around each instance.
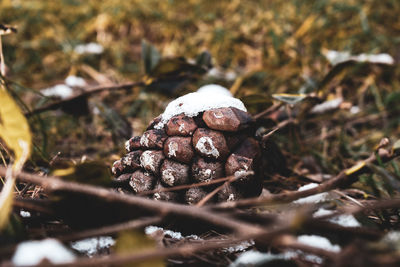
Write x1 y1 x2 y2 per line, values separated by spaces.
0 224 290 267
0 167 262 236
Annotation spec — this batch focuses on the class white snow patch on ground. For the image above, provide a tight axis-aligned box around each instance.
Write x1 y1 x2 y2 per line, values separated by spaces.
154 85 246 129
74 42 104 54
145 226 200 240
40 76 86 99
65 75 87 87
350 106 361 114
293 183 332 204
311 98 343 114
230 251 286 267
70 236 115 257
325 50 394 66
313 208 335 217
41 84 74 99
297 235 341 252
330 214 360 227
12 239 76 266
382 231 400 245
313 208 361 227
20 210 31 218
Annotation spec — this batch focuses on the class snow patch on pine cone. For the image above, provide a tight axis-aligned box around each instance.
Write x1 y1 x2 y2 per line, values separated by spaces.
140 151 156 172
196 137 220 158
155 85 246 129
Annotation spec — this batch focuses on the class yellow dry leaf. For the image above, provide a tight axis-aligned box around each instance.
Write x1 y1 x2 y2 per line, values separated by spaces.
52 166 76 177
0 85 31 170
115 230 165 267
0 84 31 230
294 14 318 38
0 174 15 229
345 162 366 176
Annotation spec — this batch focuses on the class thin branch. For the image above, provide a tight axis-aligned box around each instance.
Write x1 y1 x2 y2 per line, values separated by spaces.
26 81 144 116
214 146 400 209
138 171 253 196
262 118 296 142
253 103 284 120
0 224 290 267
57 216 161 242
0 167 263 236
13 198 55 215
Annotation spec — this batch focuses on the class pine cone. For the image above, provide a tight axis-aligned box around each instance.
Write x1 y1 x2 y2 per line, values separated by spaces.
111 87 269 205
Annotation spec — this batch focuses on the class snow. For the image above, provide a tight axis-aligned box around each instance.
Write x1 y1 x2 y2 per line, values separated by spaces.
40 76 86 99
313 208 334 217
140 151 156 172
297 235 341 252
140 132 150 147
350 106 360 114
207 68 237 81
325 50 394 66
70 236 115 257
125 140 130 151
330 214 360 227
293 183 331 204
41 84 73 99
145 226 200 240
231 236 340 266
12 239 76 266
161 169 175 186
178 123 185 133
65 75 87 87
154 85 246 129
168 141 178 157
74 42 104 54
196 84 232 97
311 98 343 114
382 231 400 245
196 136 220 158
313 208 361 227
20 210 31 218
230 251 285 267
222 240 255 253
198 168 212 181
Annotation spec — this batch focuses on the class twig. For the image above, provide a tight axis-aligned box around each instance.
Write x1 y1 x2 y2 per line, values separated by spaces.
274 234 338 261
253 103 283 120
13 198 55 215
138 171 253 196
0 166 263 236
56 216 161 242
0 224 290 267
214 146 400 209
195 171 252 207
262 119 296 141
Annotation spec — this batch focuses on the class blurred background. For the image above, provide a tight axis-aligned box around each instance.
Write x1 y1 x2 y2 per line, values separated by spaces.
1 0 399 180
